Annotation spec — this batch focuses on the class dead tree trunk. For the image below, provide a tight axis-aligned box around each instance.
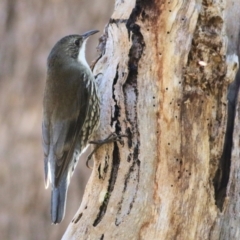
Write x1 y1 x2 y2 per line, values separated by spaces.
63 0 240 239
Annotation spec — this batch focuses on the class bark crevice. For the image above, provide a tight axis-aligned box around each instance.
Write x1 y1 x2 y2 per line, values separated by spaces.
214 67 240 210
93 142 120 227
113 2 145 227
111 65 121 133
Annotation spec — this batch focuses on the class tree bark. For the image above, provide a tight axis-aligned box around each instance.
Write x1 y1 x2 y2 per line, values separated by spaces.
64 0 240 239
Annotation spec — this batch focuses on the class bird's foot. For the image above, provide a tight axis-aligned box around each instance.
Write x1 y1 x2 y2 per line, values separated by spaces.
94 73 103 79
86 133 128 168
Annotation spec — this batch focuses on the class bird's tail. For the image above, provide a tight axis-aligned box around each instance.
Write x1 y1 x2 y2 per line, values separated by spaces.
51 175 69 224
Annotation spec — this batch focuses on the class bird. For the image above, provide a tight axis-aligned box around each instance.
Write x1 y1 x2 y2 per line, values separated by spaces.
42 30 100 224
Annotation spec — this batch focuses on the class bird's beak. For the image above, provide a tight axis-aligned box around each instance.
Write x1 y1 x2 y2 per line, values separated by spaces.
81 30 99 40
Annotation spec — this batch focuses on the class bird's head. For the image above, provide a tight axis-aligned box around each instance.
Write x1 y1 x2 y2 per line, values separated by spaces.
47 30 99 67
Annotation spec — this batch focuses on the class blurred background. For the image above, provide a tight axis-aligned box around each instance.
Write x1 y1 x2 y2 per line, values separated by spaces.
0 0 114 239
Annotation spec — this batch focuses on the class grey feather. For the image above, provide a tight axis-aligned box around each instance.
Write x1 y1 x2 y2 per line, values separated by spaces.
42 32 100 224
51 171 69 224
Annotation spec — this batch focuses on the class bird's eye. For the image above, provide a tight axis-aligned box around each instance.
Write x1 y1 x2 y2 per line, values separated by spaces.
74 39 80 46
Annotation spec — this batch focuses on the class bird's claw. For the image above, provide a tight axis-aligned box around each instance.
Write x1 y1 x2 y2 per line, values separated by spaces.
86 133 128 169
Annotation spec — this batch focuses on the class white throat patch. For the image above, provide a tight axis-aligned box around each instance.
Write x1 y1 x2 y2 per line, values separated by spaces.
77 40 91 71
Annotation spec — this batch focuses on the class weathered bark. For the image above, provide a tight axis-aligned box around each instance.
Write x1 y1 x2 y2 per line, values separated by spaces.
64 0 240 239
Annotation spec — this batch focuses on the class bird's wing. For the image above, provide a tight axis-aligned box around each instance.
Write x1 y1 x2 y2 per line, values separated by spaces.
42 66 92 187
42 119 50 188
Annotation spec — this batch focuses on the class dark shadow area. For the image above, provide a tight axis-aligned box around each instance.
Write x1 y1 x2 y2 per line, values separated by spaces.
214 66 240 210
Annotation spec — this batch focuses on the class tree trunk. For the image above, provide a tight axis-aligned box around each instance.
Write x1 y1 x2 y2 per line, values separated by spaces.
63 0 240 239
